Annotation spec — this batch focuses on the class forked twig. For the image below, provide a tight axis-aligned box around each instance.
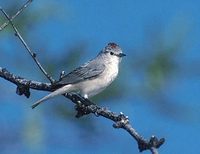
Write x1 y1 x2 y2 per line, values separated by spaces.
0 0 33 31
0 8 55 84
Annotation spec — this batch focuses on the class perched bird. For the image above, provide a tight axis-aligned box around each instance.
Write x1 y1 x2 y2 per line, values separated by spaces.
32 42 126 109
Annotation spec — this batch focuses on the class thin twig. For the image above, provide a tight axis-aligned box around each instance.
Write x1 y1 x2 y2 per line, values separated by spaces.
0 0 33 31
0 8 55 84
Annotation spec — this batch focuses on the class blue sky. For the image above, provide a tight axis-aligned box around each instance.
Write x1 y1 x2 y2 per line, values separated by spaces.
0 0 200 154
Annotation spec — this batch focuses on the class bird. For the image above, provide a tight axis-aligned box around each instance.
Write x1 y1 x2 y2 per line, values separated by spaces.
32 42 126 109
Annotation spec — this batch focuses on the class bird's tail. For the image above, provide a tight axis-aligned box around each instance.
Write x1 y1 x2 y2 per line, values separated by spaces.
32 85 71 109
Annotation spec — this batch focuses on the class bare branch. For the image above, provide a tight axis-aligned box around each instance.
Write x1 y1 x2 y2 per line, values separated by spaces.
0 66 165 153
0 0 33 31
0 8 55 84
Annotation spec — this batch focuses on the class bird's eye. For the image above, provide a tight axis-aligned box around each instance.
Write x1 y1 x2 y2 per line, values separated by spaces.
110 52 114 55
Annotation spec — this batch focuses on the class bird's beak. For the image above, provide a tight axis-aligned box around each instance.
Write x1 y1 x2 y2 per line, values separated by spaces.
118 53 126 57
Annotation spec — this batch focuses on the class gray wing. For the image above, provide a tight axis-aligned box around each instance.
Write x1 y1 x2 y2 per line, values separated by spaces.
56 61 105 85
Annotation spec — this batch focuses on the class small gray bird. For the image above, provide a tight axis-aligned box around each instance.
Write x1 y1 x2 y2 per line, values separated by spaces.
32 43 126 109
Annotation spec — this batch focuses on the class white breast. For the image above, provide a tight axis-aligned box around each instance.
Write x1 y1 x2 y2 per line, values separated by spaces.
78 57 119 97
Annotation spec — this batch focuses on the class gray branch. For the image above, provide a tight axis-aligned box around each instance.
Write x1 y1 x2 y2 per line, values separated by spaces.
0 67 165 153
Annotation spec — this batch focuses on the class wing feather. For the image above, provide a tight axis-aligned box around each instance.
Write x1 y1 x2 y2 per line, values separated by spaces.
55 61 105 86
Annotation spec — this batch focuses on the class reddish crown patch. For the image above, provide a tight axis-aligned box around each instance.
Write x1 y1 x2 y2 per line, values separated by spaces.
108 42 118 48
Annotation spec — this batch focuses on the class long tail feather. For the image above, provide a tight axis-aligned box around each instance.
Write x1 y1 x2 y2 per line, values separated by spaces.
32 85 71 109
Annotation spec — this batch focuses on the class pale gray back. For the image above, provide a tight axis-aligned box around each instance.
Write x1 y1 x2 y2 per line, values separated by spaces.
56 59 105 85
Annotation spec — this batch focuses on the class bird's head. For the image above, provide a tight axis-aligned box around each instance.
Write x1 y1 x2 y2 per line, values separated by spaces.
99 42 126 63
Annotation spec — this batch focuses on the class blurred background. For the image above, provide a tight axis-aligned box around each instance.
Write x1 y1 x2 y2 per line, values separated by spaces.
0 0 200 153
